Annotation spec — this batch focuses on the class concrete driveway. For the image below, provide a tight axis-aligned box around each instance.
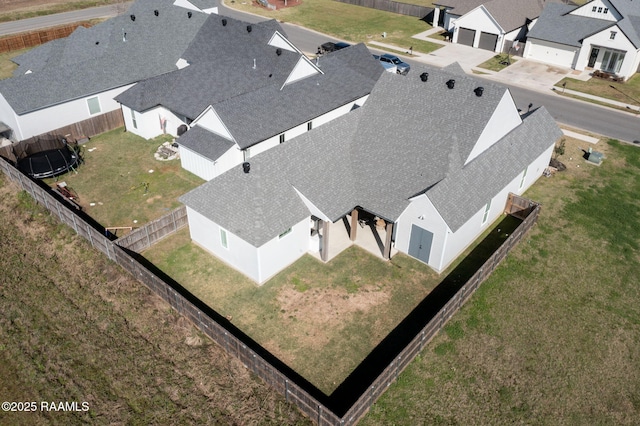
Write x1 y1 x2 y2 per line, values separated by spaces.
484 58 577 92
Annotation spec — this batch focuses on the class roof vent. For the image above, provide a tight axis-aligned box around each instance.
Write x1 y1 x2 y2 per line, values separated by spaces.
95 41 99 45
420 72 429 82
247 25 252 33
222 18 227 26
130 14 135 21
446 79 455 89
269 73 273 78
154 9 159 16
276 48 282 56
242 162 250 173
474 87 484 97
187 11 192 18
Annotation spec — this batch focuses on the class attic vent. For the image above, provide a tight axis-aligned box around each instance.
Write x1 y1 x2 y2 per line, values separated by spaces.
187 11 192 18
419 72 428 82
474 87 484 97
222 18 227 26
154 10 159 16
130 14 135 21
242 162 250 173
446 79 455 89
247 25 252 33
276 48 282 56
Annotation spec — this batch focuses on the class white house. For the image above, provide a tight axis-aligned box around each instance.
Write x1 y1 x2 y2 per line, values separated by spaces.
0 0 216 141
180 65 562 285
524 0 640 79
433 0 556 53
115 14 383 182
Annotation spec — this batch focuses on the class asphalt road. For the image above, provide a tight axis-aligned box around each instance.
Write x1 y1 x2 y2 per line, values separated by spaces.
2 3 639 143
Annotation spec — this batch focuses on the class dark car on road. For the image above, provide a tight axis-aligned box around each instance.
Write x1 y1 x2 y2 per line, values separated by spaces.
320 41 351 54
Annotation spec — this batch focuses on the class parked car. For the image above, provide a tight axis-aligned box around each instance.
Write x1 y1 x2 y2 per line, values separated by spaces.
375 53 410 75
320 41 351 54
372 55 397 74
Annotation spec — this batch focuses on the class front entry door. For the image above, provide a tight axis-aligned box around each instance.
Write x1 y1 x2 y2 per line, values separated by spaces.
588 47 599 68
408 225 433 264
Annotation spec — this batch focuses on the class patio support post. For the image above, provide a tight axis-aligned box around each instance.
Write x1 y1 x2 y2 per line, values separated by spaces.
383 221 394 260
320 220 330 262
350 209 358 241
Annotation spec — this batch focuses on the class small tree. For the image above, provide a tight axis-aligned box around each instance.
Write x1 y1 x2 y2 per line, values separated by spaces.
554 138 566 160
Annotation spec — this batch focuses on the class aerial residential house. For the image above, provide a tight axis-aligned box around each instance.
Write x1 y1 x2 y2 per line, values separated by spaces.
0 0 215 142
180 65 562 285
115 15 383 181
432 0 556 52
524 0 640 79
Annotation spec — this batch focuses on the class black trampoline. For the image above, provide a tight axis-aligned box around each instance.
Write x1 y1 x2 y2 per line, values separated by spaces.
17 147 79 179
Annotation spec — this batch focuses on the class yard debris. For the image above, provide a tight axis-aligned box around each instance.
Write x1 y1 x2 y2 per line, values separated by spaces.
154 141 179 161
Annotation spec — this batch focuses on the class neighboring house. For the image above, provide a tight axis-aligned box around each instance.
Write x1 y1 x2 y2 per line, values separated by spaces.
180 65 562 285
524 0 640 79
433 0 557 52
0 0 216 142
115 15 383 181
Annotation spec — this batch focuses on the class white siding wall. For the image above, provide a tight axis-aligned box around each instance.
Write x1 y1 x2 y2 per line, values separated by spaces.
569 0 619 21
186 207 261 282
180 144 241 181
11 85 132 140
524 39 579 68
453 7 502 49
123 105 188 140
0 94 21 140
578 26 639 78
256 217 310 283
444 13 460 31
395 195 450 271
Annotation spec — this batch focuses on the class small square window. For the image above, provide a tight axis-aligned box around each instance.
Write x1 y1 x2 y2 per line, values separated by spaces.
610 31 617 40
604 8 608 14
592 6 597 12
597 7 602 13
307 121 313 131
279 133 285 144
87 97 101 115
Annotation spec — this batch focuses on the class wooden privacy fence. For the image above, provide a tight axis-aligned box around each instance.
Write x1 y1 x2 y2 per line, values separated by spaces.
21 109 125 144
117 206 188 252
0 154 540 426
334 0 433 18
0 23 92 53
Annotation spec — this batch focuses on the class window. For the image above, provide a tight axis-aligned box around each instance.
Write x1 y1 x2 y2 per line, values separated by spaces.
87 97 101 115
597 7 602 13
243 148 250 161
279 228 292 239
220 228 228 249
279 133 285 144
592 6 597 12
130 109 137 129
610 31 617 40
604 8 608 14
482 200 492 224
307 121 313 131
519 166 528 190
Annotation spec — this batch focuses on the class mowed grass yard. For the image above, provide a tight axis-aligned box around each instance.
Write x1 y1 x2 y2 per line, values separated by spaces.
227 0 441 55
361 137 640 425
44 128 204 230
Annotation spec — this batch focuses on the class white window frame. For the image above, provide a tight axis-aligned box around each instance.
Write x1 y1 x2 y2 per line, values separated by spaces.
482 200 492 225
87 96 101 115
519 166 528 190
279 133 285 144
307 121 313 131
220 228 229 249
279 228 292 239
610 31 617 40
130 109 137 129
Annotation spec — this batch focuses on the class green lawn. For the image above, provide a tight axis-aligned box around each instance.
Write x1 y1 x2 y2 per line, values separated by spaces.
227 0 441 55
361 138 640 425
44 128 204 229
0 48 29 80
477 54 517 72
555 74 640 107
0 0 121 23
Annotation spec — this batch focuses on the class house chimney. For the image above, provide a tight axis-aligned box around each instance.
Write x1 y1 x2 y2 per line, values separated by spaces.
474 87 484 97
247 25 252 33
446 79 455 89
243 162 250 173
222 18 227 26
130 14 136 21
154 9 159 16
276 48 282 56
420 72 429 82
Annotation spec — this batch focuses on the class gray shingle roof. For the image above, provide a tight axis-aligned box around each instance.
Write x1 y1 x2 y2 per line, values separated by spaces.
181 65 561 246
177 125 236 162
435 0 556 32
527 3 615 46
0 0 209 114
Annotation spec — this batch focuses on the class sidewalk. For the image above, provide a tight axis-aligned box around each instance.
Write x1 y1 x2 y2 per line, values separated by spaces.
372 27 640 114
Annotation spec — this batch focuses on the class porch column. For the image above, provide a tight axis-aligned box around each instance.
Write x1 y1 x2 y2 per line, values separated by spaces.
350 209 358 241
433 7 440 27
320 220 330 262
383 221 394 260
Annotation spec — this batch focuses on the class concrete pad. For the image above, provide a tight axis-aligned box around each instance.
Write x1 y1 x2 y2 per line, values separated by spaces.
561 129 600 144
485 58 572 92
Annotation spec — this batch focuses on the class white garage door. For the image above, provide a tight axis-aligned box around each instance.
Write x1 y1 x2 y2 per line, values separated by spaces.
527 40 576 68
